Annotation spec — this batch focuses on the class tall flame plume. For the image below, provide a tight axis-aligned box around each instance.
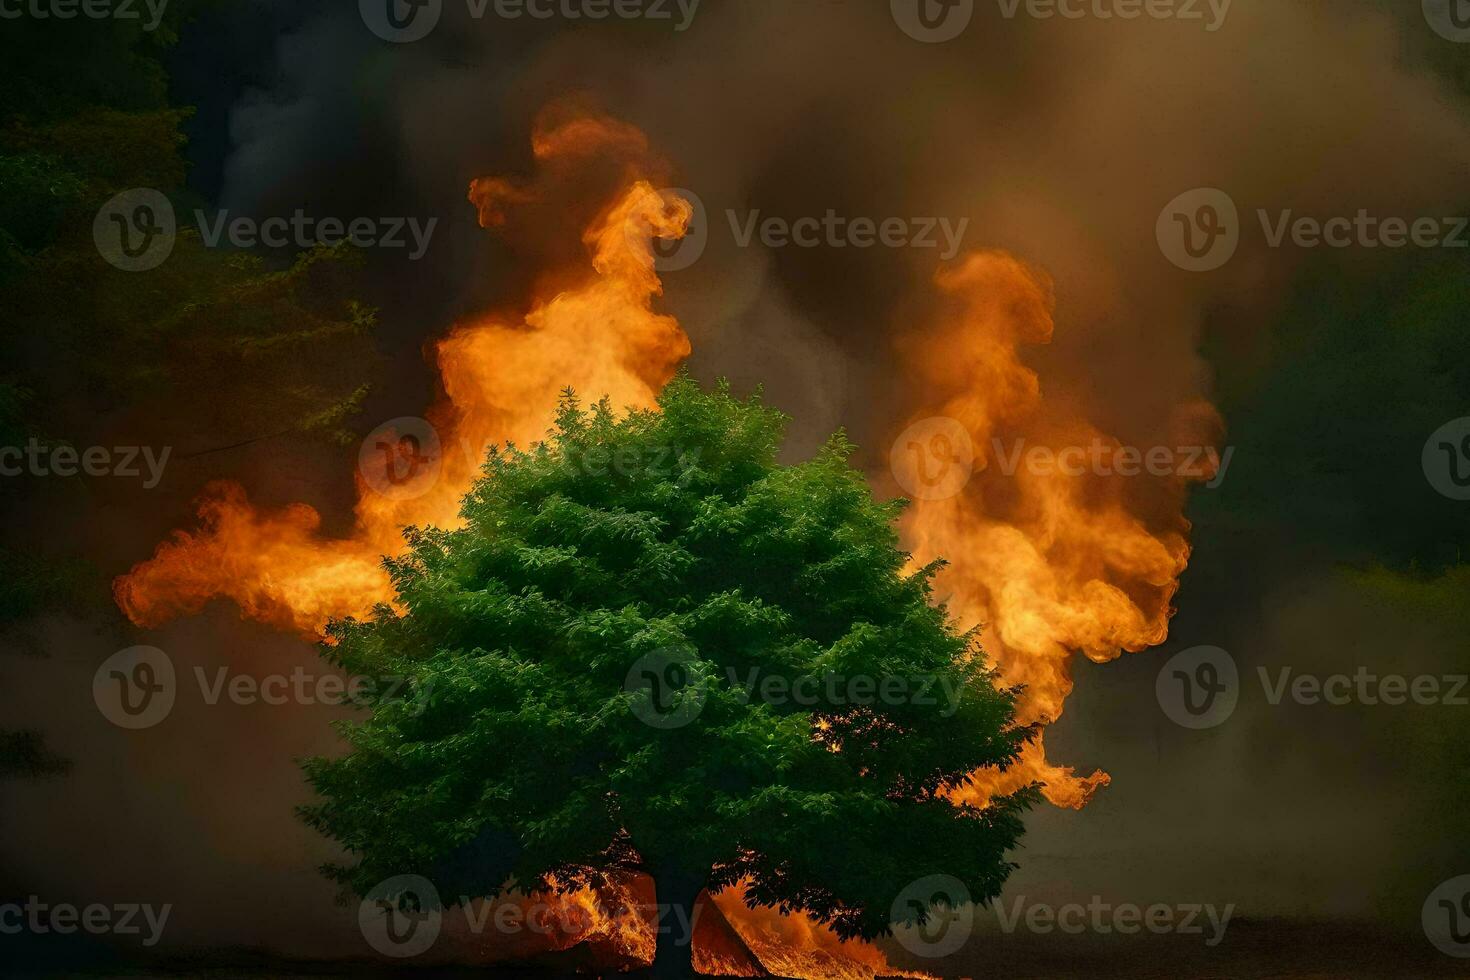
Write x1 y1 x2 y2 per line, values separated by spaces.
115 110 690 639
890 250 1215 808
114 109 1213 974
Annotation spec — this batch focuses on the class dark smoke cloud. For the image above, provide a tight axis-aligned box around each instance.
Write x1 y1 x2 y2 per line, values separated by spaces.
7 0 1470 964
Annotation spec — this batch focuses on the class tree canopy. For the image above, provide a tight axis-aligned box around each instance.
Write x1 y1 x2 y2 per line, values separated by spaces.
302 377 1034 974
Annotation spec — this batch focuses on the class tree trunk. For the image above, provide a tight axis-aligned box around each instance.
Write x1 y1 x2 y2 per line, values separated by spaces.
643 864 705 979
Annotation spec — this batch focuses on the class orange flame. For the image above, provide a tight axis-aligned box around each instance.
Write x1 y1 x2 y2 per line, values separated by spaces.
115 108 919 979
115 106 1213 973
116 108 691 639
891 250 1214 809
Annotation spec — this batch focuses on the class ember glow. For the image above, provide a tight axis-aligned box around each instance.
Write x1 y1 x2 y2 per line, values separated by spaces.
113 109 1210 975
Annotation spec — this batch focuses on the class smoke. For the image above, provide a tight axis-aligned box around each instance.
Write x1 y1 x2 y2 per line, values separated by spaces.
7 0 1470 964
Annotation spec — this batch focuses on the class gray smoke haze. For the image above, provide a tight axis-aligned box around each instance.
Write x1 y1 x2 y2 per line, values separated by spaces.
6 0 1470 967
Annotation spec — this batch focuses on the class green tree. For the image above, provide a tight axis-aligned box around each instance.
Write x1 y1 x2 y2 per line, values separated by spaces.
302 378 1033 977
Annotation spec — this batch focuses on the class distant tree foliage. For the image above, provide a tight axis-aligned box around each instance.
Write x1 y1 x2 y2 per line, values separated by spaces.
0 1 379 778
